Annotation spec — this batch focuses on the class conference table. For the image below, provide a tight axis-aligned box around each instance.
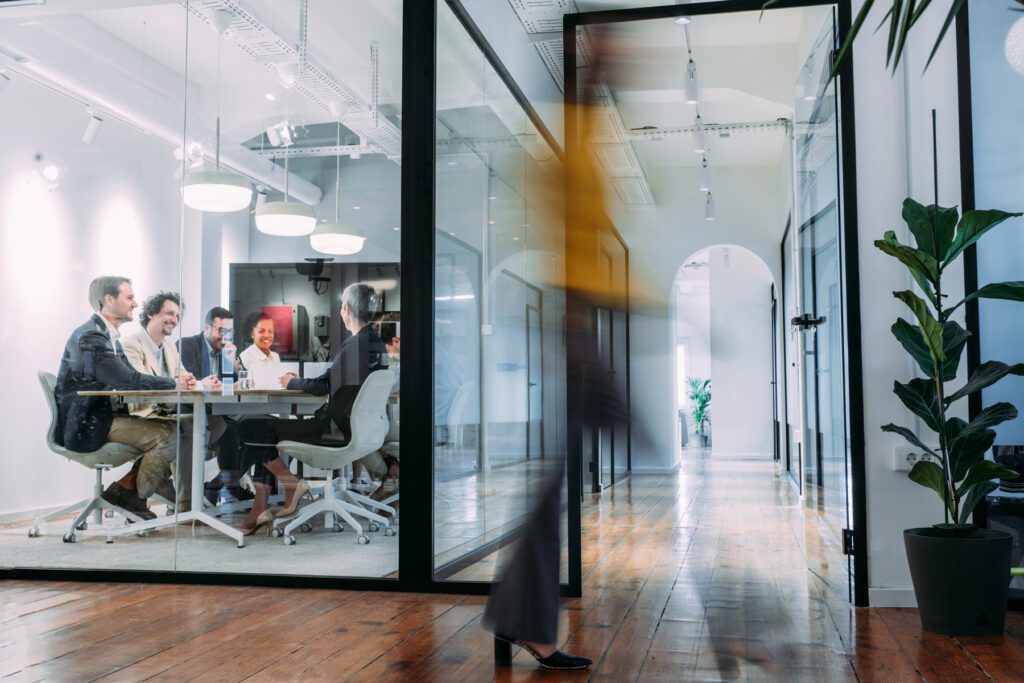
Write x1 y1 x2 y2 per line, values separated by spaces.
78 388 326 547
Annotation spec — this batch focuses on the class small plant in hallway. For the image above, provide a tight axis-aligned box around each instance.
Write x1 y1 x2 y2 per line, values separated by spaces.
879 196 1024 635
686 377 711 447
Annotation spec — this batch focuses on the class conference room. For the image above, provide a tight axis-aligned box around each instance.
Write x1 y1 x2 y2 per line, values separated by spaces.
0 0 567 586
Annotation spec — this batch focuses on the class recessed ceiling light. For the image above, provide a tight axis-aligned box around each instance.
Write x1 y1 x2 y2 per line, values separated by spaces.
448 231 455 236
447 161 458 166
488 220 495 225
674 16 691 25
392 226 400 231
265 93 276 101
353 205 361 210
488 195 497 200
512 236 520 241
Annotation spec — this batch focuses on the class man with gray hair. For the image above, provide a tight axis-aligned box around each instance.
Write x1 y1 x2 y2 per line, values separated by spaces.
278 282 387 440
55 276 194 519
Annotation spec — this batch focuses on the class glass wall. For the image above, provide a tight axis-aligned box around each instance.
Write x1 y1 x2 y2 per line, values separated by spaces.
433 1 567 581
0 0 403 579
968 3 1024 598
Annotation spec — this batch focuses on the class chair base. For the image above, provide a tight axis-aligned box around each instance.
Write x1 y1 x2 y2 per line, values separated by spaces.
272 472 396 545
29 465 148 543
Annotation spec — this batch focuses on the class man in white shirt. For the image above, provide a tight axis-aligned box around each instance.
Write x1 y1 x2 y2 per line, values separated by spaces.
122 292 220 511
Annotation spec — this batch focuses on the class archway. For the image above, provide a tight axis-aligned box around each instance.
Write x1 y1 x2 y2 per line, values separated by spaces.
672 245 778 460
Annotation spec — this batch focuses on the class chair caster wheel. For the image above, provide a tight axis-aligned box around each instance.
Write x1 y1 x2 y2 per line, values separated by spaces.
357 534 370 545
283 535 296 546
272 528 284 538
368 522 380 533
384 526 397 537
62 532 77 543
332 523 344 533
28 527 40 538
105 510 114 518
300 523 313 533
392 515 400 526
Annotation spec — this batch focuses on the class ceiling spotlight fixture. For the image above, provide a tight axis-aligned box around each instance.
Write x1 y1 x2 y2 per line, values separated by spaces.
266 120 294 148
698 154 711 192
705 192 715 221
265 92 276 101
693 115 707 154
684 59 699 104
82 111 103 145
182 12 253 212
310 121 365 254
674 16 691 25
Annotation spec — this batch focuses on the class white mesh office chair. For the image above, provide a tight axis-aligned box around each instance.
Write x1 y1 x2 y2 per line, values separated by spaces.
273 370 396 545
33 371 149 543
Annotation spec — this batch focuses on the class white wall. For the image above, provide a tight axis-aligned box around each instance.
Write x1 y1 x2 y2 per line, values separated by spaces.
0 74 200 518
708 248 775 457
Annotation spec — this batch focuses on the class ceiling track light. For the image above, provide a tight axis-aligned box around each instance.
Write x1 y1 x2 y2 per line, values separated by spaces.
182 14 253 212
674 0 691 24
311 120 365 255
693 114 707 154
684 59 699 104
82 111 103 144
698 153 711 192
705 192 715 221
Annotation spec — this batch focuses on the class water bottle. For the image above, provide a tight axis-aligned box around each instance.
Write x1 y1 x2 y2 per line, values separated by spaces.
221 319 235 396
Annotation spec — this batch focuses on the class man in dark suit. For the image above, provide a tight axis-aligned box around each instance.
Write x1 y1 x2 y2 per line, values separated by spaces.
56 276 193 519
278 283 387 441
177 306 233 381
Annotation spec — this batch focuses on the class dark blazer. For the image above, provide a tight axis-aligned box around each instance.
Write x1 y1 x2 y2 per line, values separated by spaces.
55 314 175 452
177 332 211 379
287 326 386 436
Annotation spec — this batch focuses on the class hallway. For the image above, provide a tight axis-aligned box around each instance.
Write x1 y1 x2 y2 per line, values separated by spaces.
2 454 1021 681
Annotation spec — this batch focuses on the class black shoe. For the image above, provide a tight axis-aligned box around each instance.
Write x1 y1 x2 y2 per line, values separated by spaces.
493 635 592 670
101 483 156 521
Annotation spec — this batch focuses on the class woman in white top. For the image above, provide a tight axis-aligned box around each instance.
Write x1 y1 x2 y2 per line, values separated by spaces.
239 312 281 371
235 312 309 535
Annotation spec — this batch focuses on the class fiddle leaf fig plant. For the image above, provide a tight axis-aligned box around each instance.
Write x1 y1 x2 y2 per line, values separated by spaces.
879 198 1024 529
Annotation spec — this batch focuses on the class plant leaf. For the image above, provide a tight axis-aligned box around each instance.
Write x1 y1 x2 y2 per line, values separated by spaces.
945 209 1022 264
958 481 999 525
893 290 944 362
945 361 1024 405
890 319 969 381
830 0 876 80
894 378 941 432
956 459 1017 497
950 403 1020 446
946 419 996 482
908 459 952 516
891 0 924 71
885 0 905 67
902 198 958 261
963 281 1024 307
882 423 939 458
924 0 968 72
875 235 939 287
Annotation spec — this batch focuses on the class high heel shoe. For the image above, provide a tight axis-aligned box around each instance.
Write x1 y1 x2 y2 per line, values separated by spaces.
240 509 275 536
493 635 592 670
277 480 311 517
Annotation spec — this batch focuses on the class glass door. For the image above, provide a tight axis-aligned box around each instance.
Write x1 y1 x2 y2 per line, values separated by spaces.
793 10 853 601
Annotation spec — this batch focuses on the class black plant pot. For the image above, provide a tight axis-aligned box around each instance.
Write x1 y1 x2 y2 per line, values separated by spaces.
904 527 1012 636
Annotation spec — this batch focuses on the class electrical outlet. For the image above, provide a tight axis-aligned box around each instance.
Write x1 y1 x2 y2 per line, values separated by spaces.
894 445 937 471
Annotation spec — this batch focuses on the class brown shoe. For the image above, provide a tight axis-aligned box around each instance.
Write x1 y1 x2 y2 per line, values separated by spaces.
101 483 156 521
370 479 398 502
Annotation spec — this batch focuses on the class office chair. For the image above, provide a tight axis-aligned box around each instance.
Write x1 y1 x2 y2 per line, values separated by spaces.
272 370 396 545
32 371 149 543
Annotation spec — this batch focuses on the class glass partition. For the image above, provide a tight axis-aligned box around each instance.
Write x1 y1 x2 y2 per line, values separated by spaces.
433 1 566 581
968 3 1024 600
0 0 402 580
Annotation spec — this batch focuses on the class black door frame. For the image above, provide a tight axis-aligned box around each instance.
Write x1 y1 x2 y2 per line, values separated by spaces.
564 0 868 607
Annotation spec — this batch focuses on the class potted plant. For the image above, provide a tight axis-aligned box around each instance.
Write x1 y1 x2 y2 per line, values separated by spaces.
878 197 1024 635
686 377 711 447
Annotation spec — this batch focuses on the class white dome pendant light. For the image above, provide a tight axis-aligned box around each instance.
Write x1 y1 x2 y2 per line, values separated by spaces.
311 122 365 255
255 153 317 236
182 12 253 212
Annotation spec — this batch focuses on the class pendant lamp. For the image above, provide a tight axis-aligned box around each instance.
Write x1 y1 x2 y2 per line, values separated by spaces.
693 114 707 154
311 122 365 255
182 13 253 212
255 153 317 236
684 59 699 104
698 153 711 192
705 192 715 221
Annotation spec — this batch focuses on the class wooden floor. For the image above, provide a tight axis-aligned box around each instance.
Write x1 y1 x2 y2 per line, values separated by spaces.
4 452 1024 681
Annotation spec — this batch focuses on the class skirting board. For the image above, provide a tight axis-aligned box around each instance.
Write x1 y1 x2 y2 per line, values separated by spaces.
869 588 918 608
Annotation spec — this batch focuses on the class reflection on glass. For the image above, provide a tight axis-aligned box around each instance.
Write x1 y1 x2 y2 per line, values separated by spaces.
433 2 566 582
0 0 401 579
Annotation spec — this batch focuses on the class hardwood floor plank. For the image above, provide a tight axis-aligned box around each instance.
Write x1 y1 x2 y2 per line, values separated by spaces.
878 608 991 682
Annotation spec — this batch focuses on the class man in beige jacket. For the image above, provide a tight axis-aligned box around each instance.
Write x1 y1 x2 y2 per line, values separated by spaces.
122 292 222 510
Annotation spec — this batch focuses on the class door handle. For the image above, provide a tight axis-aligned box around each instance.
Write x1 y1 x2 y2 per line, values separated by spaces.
791 313 826 330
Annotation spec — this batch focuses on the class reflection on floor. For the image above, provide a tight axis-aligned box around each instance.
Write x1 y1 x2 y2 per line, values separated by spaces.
5 451 1024 680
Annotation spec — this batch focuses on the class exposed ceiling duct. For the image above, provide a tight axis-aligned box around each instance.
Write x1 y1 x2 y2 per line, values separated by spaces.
180 0 402 161
0 13 323 205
